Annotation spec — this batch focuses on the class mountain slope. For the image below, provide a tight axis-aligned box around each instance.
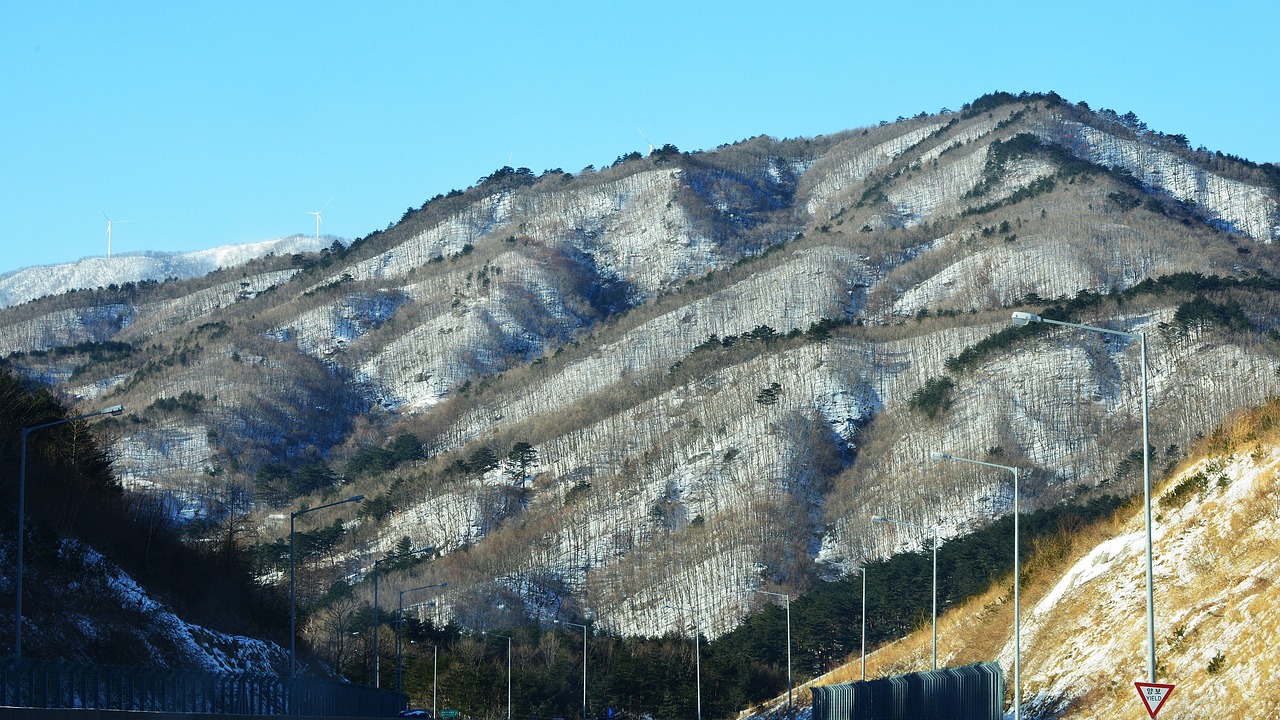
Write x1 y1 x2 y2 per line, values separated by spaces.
783 397 1280 719
0 369 287 671
1 91 1278 651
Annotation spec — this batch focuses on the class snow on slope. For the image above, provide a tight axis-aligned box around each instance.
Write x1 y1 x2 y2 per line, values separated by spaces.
1034 116 1280 242
0 303 135 356
0 235 331 308
435 245 872 448
49 542 288 674
803 122 949 218
1010 446 1280 719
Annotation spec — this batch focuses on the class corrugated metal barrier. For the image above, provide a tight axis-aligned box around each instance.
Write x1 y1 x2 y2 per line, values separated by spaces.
811 662 1004 720
0 658 407 717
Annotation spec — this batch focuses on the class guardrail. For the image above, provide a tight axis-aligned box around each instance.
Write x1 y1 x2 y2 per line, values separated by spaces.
811 661 1004 720
0 658 406 717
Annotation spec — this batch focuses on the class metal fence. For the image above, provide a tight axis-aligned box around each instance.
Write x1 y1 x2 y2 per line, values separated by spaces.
0 658 407 717
811 662 1004 720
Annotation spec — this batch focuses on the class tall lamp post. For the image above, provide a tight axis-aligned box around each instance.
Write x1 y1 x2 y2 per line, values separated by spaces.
431 642 439 718
1012 310 1156 683
15 404 124 662
752 589 793 718
290 494 364 679
397 583 447 693
554 619 590 720
932 451 1021 719
662 604 702 720
872 515 939 670
852 566 866 681
373 545 435 687
482 631 513 720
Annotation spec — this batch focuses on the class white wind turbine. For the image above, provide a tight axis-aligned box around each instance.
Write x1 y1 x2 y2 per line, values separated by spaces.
307 197 333 239
104 213 132 257
637 128 655 155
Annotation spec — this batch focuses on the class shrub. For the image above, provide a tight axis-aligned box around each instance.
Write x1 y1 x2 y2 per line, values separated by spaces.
1159 467 1209 510
563 481 592 506
908 376 955 419
755 382 782 406
147 390 206 414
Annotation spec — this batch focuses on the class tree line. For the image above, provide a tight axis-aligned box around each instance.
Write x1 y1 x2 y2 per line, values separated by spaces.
321 493 1126 719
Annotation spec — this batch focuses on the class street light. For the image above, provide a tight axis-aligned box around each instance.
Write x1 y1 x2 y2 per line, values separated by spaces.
397 583 447 693
15 403 123 662
290 494 364 678
872 514 939 670
554 619 590 720
1012 310 1156 683
932 451 1021 719
482 631 513 720
752 589 792 718
373 545 435 687
407 603 444 719
662 604 701 720
850 566 867 681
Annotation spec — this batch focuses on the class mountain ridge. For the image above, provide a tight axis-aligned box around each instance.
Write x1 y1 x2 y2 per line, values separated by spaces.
0 235 336 309
2 91 1278 682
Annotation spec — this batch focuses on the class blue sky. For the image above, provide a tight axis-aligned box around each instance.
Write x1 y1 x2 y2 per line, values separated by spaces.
3 1 1277 274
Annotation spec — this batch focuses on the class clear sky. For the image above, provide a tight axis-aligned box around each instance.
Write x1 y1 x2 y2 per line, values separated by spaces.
3 1 1276 275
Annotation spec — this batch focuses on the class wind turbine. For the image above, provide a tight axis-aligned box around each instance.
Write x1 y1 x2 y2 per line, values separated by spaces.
104 214 131 257
637 128 655 155
307 197 333 239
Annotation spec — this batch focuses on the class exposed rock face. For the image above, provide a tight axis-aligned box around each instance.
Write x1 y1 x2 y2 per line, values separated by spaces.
4 93 1279 640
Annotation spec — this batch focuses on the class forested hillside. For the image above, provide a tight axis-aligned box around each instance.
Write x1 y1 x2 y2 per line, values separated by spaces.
0 368 286 670
2 91 1279 709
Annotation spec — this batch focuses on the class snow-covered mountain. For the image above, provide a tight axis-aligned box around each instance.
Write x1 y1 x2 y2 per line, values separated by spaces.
3 91 1279 653
0 235 335 308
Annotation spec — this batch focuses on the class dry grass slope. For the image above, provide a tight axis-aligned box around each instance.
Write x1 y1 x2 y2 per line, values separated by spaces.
778 398 1280 720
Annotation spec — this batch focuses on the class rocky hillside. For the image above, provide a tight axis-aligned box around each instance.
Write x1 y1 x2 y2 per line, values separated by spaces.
2 91 1279 649
776 397 1280 719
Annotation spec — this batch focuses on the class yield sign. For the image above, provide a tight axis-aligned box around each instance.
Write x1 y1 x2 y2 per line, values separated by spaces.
1134 682 1175 718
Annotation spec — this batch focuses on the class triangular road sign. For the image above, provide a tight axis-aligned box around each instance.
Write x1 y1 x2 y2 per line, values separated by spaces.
1134 682 1175 718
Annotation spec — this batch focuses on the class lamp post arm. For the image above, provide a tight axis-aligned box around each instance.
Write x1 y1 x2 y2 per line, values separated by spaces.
17 400 128 663
1014 312 1139 340
22 404 125 435
931 452 1017 475
291 494 365 520
1041 316 1138 339
872 515 935 536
